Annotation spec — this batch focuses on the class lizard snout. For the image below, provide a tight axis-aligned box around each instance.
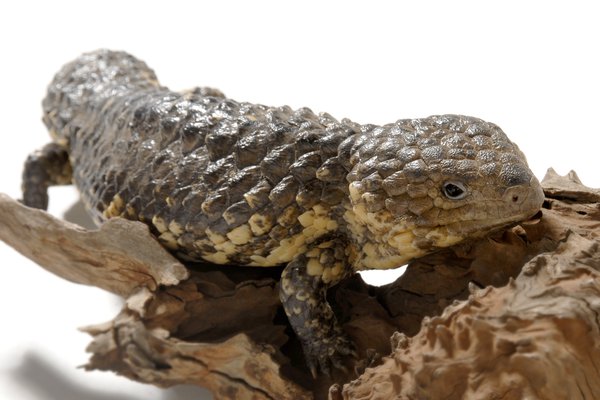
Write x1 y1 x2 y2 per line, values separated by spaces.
502 176 545 216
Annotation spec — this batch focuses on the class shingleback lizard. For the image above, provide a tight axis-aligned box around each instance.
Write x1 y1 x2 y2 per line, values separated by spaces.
22 50 545 376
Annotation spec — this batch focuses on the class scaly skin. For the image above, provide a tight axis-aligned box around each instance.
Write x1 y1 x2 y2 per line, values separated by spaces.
23 50 545 376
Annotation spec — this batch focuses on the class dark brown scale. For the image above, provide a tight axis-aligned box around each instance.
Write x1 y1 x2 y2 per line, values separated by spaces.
336 135 357 172
268 176 299 208
160 116 180 136
97 179 117 203
289 107 319 126
180 123 207 155
290 152 322 183
402 160 429 182
185 213 211 236
455 160 479 180
260 144 296 185
176 233 197 251
316 158 346 182
346 155 379 182
224 166 261 200
125 196 143 218
174 163 201 188
266 106 295 134
139 199 158 223
361 172 383 192
296 181 324 209
223 201 254 227
244 180 272 210
201 190 230 216
155 174 178 199
288 223 304 236
421 146 445 165
269 225 289 241
235 131 269 168
320 186 346 205
376 159 404 179
203 156 236 187
205 123 239 161
320 127 355 157
208 217 233 235
277 205 301 227
363 192 387 212
294 130 322 155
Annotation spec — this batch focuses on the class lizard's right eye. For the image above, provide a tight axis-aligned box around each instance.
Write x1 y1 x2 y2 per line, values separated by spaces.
442 181 468 200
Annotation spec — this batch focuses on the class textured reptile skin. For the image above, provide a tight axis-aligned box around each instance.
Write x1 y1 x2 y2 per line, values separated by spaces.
24 50 545 375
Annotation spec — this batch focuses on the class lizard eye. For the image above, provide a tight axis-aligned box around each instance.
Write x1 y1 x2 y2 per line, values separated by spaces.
442 181 468 200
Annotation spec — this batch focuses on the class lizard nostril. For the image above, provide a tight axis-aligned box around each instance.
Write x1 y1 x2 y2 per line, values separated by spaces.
512 195 519 203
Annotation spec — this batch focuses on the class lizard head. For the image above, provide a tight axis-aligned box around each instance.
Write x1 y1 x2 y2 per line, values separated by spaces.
342 115 544 269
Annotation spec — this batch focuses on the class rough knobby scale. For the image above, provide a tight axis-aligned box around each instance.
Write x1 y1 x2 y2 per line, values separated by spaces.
22 50 544 375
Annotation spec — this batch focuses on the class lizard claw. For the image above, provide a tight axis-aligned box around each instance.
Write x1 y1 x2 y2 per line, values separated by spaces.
303 333 357 378
309 363 319 380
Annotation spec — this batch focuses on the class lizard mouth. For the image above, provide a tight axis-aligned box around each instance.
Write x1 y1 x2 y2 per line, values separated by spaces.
445 208 543 239
412 208 543 253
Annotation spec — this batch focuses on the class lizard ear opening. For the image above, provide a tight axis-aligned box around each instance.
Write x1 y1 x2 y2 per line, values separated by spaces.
442 181 468 200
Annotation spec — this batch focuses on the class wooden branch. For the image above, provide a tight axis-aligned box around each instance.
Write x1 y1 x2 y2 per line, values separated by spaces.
335 169 600 400
2 168 599 400
0 194 188 296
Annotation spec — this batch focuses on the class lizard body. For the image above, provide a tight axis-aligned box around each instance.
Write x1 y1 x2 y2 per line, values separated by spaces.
23 50 544 375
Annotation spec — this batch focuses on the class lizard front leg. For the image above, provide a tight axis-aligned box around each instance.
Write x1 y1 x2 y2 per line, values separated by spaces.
279 238 356 377
22 142 72 210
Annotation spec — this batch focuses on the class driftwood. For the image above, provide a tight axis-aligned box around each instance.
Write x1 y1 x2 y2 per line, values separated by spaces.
1 168 600 399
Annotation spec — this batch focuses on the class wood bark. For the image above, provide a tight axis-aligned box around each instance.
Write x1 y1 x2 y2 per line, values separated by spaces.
1 168 599 400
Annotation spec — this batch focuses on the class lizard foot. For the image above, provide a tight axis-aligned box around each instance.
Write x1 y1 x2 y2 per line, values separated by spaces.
302 332 357 378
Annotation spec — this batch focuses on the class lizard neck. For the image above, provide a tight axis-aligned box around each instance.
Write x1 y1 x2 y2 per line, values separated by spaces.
334 124 431 270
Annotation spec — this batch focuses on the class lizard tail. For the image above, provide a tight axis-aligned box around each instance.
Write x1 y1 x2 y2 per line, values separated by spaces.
42 49 160 144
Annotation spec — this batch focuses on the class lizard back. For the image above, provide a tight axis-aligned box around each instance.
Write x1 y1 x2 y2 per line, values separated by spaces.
43 50 355 265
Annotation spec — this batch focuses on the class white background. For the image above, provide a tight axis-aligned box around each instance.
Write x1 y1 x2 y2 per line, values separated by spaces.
1 1 599 399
